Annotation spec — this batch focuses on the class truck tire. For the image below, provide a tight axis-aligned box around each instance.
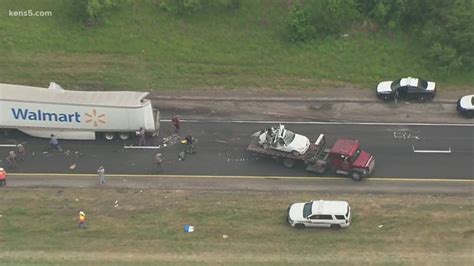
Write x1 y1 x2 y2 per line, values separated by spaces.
263 143 270 150
417 95 427 103
295 223 305 229
104 132 116 141
381 94 391 101
283 158 296 168
292 150 300 156
118 133 130 140
349 171 362 181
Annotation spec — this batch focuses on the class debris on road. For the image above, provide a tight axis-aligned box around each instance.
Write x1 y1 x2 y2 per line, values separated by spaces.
183 224 194 233
162 135 180 146
222 234 229 239
216 140 228 144
378 224 384 228
69 163 76 170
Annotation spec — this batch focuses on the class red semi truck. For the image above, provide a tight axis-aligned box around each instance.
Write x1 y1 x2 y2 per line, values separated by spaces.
247 133 375 181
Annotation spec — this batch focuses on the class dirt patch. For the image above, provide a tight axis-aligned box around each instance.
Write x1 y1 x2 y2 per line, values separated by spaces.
154 98 473 123
150 85 474 123
151 86 473 101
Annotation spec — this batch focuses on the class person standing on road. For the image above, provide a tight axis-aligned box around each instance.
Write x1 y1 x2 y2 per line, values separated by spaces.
6 151 17 169
17 144 26 162
78 211 87 229
49 134 62 152
184 134 196 154
137 127 146 146
97 165 106 185
155 153 163 172
171 115 180 134
0 168 7 187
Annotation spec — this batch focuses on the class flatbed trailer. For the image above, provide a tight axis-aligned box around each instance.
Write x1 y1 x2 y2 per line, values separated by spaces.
248 134 330 173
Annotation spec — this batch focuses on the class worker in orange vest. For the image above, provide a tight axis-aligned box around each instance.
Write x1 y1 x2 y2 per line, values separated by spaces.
0 168 6 187
78 211 87 229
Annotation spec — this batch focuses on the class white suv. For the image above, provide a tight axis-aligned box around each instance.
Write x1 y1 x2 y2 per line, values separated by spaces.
287 200 351 229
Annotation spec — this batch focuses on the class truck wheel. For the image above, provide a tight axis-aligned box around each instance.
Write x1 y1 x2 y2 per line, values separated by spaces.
350 171 362 181
104 132 116 141
292 150 300 156
417 95 427 103
295 223 305 229
381 94 391 101
283 158 296 168
263 143 270 150
118 133 130 140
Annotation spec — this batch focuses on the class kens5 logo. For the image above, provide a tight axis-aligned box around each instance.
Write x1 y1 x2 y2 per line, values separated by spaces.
11 108 106 127
85 109 106 127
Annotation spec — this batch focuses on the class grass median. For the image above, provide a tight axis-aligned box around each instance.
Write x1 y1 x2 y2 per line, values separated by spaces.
1 0 472 91
0 188 472 265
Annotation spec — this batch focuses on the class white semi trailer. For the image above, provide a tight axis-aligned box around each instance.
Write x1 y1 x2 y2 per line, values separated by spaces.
0 82 160 140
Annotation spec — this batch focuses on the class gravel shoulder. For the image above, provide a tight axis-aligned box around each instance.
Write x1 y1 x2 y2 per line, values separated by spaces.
149 87 474 123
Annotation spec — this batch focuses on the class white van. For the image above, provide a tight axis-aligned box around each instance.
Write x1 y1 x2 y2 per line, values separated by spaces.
287 200 351 229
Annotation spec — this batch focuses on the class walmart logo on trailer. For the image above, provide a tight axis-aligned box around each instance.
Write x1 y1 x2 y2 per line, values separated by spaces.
11 108 107 126
11 108 81 123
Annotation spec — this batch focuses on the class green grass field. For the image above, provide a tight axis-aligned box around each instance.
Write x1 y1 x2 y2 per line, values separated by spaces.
1 0 472 92
0 188 472 265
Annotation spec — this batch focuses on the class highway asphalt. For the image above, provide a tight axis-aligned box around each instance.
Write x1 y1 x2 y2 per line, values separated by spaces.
0 121 472 180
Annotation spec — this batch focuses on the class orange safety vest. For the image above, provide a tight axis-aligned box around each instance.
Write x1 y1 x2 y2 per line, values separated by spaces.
79 214 86 222
0 169 6 180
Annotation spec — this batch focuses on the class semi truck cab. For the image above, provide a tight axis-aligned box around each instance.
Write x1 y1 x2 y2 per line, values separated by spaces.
329 139 375 181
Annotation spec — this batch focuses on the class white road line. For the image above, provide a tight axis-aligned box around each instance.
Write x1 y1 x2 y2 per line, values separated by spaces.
0 144 17 147
124 145 161 149
413 145 452 153
160 120 474 127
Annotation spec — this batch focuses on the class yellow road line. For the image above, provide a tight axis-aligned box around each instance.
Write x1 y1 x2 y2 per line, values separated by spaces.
8 173 473 182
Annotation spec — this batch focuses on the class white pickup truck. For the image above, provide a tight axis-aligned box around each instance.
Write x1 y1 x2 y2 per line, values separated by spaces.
0 82 160 140
254 124 310 156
